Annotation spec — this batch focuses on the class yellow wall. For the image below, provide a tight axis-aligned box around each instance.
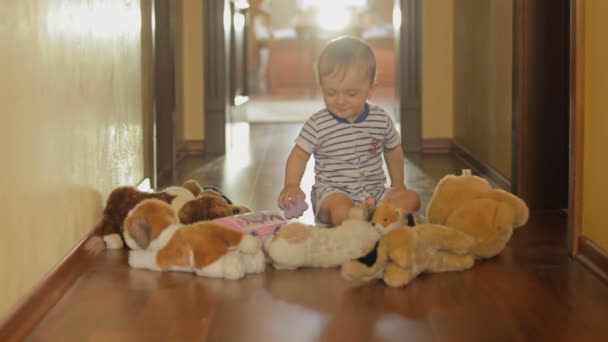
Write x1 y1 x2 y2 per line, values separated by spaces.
175 0 205 141
422 0 454 139
0 0 145 317
453 0 512 179
583 0 608 251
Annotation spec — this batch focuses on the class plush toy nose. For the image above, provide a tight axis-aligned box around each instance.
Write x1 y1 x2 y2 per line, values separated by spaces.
406 213 416 227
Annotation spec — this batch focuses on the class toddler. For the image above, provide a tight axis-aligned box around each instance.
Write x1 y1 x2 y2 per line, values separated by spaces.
277 36 420 226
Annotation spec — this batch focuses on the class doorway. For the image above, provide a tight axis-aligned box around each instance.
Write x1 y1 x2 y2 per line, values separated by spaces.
246 0 400 126
512 0 570 211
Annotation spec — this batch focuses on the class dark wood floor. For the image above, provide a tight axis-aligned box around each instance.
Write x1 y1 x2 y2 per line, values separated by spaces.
25 123 608 341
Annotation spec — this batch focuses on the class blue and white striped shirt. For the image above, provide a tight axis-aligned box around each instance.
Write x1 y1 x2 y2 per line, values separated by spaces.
296 103 401 194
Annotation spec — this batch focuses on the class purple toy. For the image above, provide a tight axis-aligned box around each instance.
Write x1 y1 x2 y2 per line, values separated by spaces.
283 196 309 219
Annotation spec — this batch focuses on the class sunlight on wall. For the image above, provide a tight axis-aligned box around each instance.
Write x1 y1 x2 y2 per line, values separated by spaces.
226 122 253 176
298 0 367 32
46 1 141 38
392 4 401 31
316 6 350 31
0 0 145 317
583 0 608 251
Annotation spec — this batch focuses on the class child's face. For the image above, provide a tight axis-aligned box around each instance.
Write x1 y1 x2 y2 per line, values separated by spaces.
320 63 375 122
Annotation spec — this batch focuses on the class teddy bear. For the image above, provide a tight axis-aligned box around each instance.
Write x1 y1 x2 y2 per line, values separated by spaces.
425 174 530 259
123 198 265 279
178 180 252 224
263 204 385 270
341 201 476 287
101 183 195 249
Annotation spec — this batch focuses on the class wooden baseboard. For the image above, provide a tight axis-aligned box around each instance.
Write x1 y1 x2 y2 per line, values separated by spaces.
421 138 452 154
576 236 608 284
177 140 205 160
0 226 105 341
450 141 511 191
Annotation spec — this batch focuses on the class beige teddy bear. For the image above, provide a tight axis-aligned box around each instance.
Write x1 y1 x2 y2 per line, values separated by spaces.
426 174 530 259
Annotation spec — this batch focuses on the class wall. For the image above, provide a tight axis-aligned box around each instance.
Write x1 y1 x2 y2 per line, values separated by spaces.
422 0 454 139
0 0 145 317
583 0 608 251
175 0 205 142
453 0 512 179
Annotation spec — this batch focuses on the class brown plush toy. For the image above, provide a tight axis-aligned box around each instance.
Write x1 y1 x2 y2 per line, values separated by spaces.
178 180 251 224
426 174 530 259
100 184 195 249
341 202 475 287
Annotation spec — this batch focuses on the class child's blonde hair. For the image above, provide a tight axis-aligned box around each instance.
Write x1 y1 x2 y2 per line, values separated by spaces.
316 36 376 85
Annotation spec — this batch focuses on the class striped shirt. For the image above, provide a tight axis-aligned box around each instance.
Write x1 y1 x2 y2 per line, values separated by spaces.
296 103 401 196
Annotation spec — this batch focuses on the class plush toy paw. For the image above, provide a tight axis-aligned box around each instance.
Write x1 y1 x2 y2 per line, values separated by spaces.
341 260 383 282
239 234 260 254
383 263 414 288
103 233 124 249
242 250 266 273
388 248 411 267
196 253 246 280
128 250 161 271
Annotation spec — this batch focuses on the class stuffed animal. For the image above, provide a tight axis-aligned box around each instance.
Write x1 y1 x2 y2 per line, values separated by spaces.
101 184 195 249
263 205 382 270
178 180 251 224
426 174 530 259
341 202 476 287
123 198 265 279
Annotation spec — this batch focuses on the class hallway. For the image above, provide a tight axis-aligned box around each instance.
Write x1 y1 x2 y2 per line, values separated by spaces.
23 123 608 341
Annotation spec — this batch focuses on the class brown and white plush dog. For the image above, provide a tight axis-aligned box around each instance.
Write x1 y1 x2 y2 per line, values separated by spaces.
178 180 251 224
124 199 264 279
101 185 195 249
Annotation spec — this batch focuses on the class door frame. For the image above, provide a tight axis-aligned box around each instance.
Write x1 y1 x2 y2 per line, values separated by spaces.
513 0 583 256
203 0 422 155
395 0 422 152
512 0 571 211
568 0 584 255
153 0 178 186
141 0 156 188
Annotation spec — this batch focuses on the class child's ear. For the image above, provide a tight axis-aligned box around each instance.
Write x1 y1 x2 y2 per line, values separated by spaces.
367 81 377 98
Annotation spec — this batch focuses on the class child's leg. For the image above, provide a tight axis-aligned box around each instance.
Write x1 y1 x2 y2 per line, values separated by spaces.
317 192 354 227
382 187 421 213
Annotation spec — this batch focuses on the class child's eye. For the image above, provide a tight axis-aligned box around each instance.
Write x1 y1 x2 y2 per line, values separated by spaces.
347 91 358 96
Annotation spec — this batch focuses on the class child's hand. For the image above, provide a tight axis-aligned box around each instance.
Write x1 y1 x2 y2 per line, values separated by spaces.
278 186 305 210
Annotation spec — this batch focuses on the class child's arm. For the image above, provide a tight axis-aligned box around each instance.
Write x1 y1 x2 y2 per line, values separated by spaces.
383 144 406 189
278 145 311 209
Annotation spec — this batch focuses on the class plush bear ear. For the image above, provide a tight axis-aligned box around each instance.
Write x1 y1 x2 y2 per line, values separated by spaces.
231 205 251 215
182 179 203 197
484 190 530 228
128 217 151 249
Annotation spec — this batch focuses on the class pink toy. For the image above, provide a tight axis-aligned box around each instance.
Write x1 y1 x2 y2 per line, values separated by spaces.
283 196 309 219
213 211 287 241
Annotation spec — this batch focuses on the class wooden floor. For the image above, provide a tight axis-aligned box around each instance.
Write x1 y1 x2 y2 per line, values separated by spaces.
24 123 608 341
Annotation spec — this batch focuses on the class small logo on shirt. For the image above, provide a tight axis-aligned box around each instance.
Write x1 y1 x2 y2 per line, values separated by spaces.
368 138 381 154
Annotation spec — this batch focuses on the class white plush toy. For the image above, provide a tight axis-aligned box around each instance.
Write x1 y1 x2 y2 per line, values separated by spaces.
263 206 382 270
123 198 265 279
